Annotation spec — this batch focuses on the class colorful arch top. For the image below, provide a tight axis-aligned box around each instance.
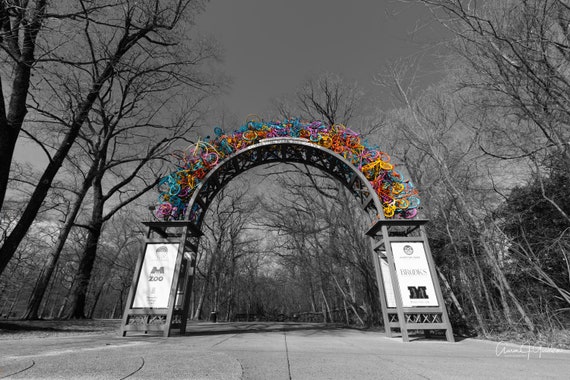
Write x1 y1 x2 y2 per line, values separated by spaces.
156 119 419 220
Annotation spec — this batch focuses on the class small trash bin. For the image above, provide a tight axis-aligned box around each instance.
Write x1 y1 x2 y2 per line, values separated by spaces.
210 311 217 323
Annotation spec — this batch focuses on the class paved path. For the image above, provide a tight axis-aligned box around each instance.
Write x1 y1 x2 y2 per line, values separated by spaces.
0 322 569 379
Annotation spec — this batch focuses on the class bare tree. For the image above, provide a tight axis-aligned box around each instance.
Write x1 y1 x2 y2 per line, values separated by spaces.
379 59 537 331
273 72 364 125
259 166 380 326
192 183 258 320
416 0 570 202
0 0 214 277
83 211 144 319
0 0 47 211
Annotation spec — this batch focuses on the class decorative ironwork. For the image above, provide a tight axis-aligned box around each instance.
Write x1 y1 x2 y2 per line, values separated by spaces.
405 313 443 324
126 314 168 326
186 139 385 227
388 313 443 324
126 315 147 326
155 120 419 221
148 315 167 325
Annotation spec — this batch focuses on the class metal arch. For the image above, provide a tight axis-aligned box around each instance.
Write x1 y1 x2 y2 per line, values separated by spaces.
184 137 384 226
120 136 455 342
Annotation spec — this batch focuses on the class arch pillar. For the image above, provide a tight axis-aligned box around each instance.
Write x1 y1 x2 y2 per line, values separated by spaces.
367 219 454 342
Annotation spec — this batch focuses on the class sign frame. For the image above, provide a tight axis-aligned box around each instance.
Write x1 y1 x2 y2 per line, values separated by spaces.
367 219 454 342
379 254 397 308
120 221 202 337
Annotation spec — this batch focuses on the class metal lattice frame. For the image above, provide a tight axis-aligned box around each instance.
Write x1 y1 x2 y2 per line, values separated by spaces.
185 138 384 226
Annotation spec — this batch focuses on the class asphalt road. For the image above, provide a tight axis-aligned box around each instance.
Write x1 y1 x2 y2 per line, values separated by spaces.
0 322 569 379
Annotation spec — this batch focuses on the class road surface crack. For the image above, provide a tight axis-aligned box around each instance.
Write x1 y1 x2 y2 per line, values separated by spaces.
0 360 35 379
283 332 292 380
119 357 145 379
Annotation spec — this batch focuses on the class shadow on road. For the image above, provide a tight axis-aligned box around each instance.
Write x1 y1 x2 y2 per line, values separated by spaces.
0 319 121 338
1 319 465 343
179 321 349 337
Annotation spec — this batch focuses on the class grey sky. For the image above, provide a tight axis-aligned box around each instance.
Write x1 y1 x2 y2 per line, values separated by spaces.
195 0 447 119
14 1 446 166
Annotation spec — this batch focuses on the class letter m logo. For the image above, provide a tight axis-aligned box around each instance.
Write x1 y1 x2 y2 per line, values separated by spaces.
408 286 428 299
151 266 165 274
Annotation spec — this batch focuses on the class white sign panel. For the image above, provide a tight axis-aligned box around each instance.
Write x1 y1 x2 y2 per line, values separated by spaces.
379 256 397 308
132 243 179 308
391 242 439 307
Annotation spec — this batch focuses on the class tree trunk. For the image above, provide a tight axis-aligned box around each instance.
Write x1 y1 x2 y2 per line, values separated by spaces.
436 267 469 324
464 235 497 322
111 295 120 319
481 234 535 331
38 265 60 319
193 253 215 320
468 296 487 335
88 283 106 319
65 169 105 319
22 168 95 319
225 275 235 321
320 288 332 323
65 221 103 319
212 274 222 316
332 274 365 326
0 25 38 213
193 280 209 321
56 296 69 319
6 272 31 317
